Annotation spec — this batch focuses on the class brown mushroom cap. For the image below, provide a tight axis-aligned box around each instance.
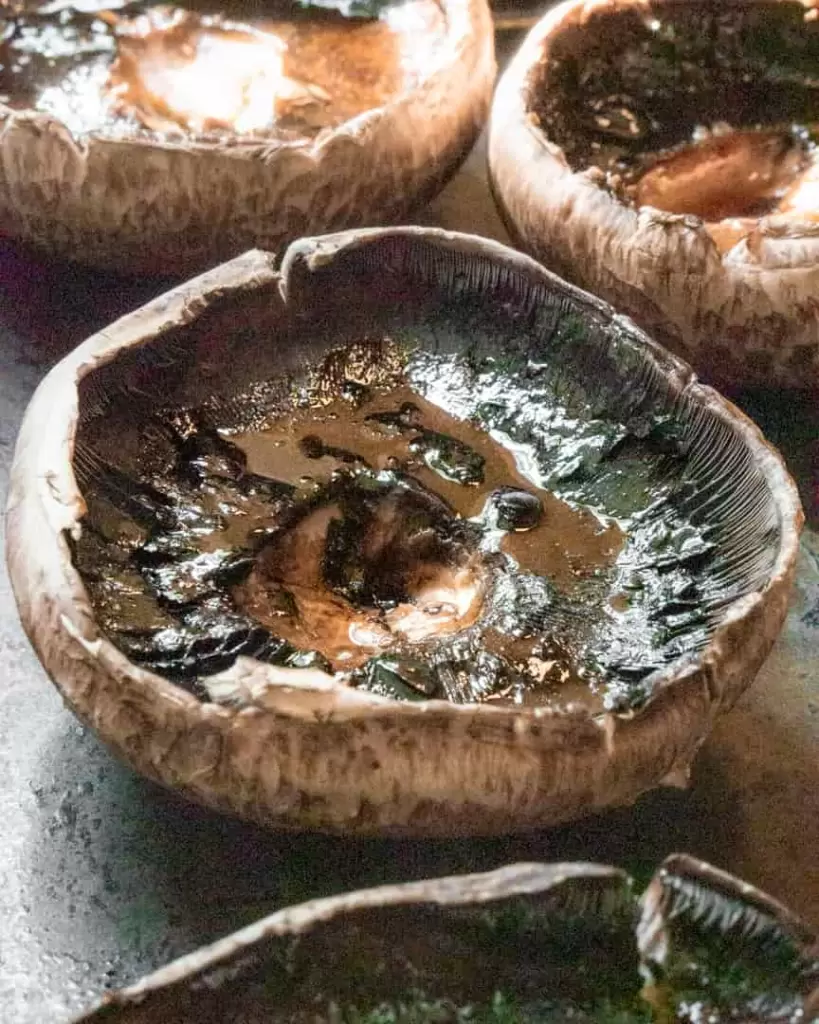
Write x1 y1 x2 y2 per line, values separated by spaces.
488 0 819 390
5 227 802 837
0 0 494 277
74 856 819 1022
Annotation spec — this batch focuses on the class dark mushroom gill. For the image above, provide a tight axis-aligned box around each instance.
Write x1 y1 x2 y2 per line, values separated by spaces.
0 0 445 139
75 859 819 1023
528 0 819 252
69 235 784 714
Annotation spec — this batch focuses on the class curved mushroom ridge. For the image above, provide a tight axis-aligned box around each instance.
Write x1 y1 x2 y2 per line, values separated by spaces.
68 232 795 717
528 0 819 254
0 0 446 139
74 858 819 1024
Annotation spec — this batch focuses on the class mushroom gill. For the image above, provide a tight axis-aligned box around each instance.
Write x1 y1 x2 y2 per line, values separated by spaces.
6 230 801 836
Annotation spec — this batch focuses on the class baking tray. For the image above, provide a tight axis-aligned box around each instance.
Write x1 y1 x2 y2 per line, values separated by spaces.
1 88 818 1024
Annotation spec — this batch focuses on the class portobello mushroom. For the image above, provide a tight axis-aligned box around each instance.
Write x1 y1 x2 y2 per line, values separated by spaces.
0 0 494 276
5 227 802 836
488 0 819 390
74 856 819 1022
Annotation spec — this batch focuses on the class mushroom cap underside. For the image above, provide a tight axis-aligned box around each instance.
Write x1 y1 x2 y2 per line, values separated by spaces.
488 0 819 389
5 227 802 836
75 855 819 1023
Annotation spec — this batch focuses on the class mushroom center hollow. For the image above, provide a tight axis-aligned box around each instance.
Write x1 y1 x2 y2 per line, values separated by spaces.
623 126 819 253
234 475 489 669
0 0 445 137
630 129 808 220
531 1 819 252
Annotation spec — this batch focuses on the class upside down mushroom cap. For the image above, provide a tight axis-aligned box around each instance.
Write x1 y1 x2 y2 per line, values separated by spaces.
75 855 819 1022
5 227 803 837
488 0 819 389
0 0 494 276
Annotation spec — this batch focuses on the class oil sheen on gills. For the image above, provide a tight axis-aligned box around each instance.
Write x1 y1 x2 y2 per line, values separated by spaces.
73 378 626 711
0 0 444 138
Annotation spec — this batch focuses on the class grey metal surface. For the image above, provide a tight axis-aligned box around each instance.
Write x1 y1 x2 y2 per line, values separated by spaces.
1 143 818 1022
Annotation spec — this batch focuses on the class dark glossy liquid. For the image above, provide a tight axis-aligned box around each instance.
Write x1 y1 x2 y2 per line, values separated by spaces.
227 386 622 706
73 334 717 713
73 373 625 710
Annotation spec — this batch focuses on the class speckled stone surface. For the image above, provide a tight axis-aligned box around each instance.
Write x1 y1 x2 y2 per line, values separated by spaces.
1 113 818 1023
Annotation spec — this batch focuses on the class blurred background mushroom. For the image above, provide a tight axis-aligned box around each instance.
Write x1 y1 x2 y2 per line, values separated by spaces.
74 858 819 1023
0 0 494 274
